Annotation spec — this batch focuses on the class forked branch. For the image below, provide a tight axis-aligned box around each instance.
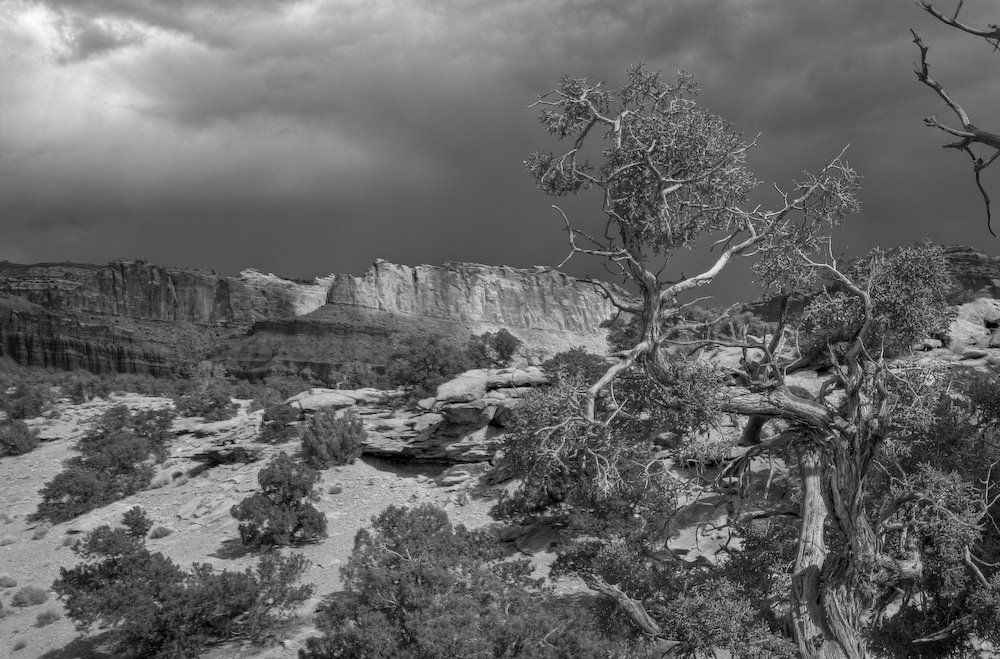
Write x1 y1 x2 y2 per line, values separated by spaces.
911 11 1000 234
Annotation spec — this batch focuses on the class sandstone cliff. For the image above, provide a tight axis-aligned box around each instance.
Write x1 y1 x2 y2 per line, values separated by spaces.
218 261 617 379
0 259 616 380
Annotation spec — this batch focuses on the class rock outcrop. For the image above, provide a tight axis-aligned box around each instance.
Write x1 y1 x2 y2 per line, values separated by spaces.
282 368 549 463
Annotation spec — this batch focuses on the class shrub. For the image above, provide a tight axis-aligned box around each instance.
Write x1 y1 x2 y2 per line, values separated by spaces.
1 382 53 420
122 506 153 539
302 504 630 659
31 521 52 540
53 512 314 659
258 403 300 444
301 409 365 469
34 609 61 627
0 574 17 588
262 374 313 400
149 526 173 539
60 372 111 404
540 346 609 385
466 329 523 366
12 640 26 651
384 329 475 396
32 406 175 523
11 586 48 607
172 379 238 421
230 453 327 548
0 419 39 457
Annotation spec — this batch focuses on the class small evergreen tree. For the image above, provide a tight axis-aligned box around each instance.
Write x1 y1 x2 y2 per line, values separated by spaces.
385 329 475 396
301 408 365 469
230 453 327 548
258 403 299 444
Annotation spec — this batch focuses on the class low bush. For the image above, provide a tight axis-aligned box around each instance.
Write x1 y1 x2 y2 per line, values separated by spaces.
11 586 48 607
0 574 18 588
34 609 61 627
466 329 523 367
32 406 175 523
230 453 327 548
1 382 54 420
258 403 300 444
301 409 365 469
149 526 173 539
172 379 238 421
301 504 631 659
541 346 609 385
0 419 39 457
53 512 314 659
384 330 476 397
59 372 111 404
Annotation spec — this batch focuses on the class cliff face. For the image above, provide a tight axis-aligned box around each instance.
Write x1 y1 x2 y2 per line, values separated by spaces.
328 260 614 335
219 262 617 379
0 259 615 380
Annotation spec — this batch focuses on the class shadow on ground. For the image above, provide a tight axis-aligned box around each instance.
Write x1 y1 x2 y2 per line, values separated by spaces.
39 632 117 659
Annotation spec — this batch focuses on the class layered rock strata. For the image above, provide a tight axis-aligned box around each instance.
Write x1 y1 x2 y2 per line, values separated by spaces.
0 259 615 379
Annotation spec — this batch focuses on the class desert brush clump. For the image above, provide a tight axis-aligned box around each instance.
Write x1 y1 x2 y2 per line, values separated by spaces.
0 381 54 420
10 586 48 608
32 405 175 523
301 504 632 659
230 452 327 548
300 408 365 468
540 346 609 385
466 328 523 366
53 511 314 659
171 378 238 421
0 419 39 457
384 328 476 396
258 402 300 444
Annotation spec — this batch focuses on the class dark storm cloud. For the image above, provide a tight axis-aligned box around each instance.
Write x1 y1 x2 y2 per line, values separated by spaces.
2 0 999 291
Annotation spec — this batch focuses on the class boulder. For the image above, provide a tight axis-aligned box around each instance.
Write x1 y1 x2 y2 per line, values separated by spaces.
491 398 521 427
441 400 496 426
285 388 358 412
436 372 491 403
948 299 1000 349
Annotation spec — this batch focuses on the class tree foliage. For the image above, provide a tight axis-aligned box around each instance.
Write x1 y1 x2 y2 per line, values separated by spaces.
301 504 631 659
32 405 175 523
517 63 999 658
230 452 327 548
54 512 313 659
301 408 366 469
0 418 39 457
384 329 475 397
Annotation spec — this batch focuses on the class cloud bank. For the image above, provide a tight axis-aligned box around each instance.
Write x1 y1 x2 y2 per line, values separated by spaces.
2 0 998 295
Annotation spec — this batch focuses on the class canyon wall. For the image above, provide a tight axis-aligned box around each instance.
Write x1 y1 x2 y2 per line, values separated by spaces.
0 259 616 380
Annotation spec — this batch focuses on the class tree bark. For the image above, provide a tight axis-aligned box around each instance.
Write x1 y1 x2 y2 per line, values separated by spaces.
790 445 868 659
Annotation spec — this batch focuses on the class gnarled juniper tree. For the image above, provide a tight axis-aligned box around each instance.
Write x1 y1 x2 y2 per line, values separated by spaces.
522 65 996 658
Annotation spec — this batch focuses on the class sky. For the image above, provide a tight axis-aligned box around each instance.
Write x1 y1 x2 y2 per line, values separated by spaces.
2 0 1000 300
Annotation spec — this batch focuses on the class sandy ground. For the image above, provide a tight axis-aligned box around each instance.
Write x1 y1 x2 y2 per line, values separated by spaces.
0 395 499 658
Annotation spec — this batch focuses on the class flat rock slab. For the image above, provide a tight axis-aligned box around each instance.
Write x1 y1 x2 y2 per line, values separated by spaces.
286 389 358 411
